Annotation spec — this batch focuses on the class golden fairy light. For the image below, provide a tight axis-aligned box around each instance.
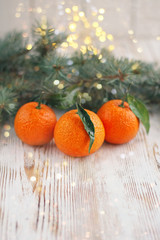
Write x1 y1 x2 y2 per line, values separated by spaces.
99 36 106 42
65 8 71 14
98 54 102 60
96 83 102 89
30 176 36 182
137 47 143 53
99 8 105 14
26 44 32 50
96 73 102 78
61 42 69 48
69 23 77 32
108 45 115 51
128 29 134 35
84 36 92 45
53 80 60 85
58 83 64 89
131 63 139 71
98 15 104 21
15 13 21 18
79 11 85 17
92 11 97 16
4 131 9 137
37 7 42 13
80 45 87 54
132 39 138 43
107 34 114 41
72 6 78 12
73 15 80 22
92 22 99 28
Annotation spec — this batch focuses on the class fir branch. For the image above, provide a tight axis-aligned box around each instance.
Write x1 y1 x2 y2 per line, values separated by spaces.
0 22 160 124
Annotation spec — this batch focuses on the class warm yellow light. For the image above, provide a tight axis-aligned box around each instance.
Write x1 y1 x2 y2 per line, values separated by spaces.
84 36 92 45
96 32 101 37
52 42 56 46
30 176 36 182
108 45 115 51
69 23 77 32
80 45 87 54
65 8 71 14
101 31 106 36
41 24 47 29
26 44 32 50
128 29 134 35
96 73 102 78
92 11 97 16
99 8 105 14
137 47 143 53
15 13 21 18
4 132 9 137
93 48 98 55
96 27 102 33
73 15 80 22
107 34 114 41
61 42 68 48
53 80 60 85
35 27 41 33
71 42 78 49
98 15 104 21
99 36 106 42
156 36 160 40
37 7 42 13
41 31 46 36
98 54 102 60
72 6 78 11
84 22 90 28
131 63 139 71
132 39 138 43
79 11 85 17
67 34 78 42
58 83 64 89
96 83 102 89
92 22 99 28
49 28 54 32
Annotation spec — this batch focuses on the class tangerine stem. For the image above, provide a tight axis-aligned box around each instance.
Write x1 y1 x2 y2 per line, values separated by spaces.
36 92 44 109
119 99 125 108
36 101 41 109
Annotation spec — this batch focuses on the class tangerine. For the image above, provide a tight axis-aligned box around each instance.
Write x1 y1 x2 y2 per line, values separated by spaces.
97 99 139 144
14 102 57 145
54 109 105 157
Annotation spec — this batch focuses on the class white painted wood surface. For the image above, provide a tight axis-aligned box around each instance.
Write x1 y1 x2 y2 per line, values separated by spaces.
0 39 160 240
1 1 160 238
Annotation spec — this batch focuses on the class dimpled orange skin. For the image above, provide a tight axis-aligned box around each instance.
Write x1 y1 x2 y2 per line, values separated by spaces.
97 100 140 144
54 109 105 157
14 102 57 146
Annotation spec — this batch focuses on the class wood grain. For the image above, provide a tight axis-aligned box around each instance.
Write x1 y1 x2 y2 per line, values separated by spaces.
0 110 160 240
0 10 160 238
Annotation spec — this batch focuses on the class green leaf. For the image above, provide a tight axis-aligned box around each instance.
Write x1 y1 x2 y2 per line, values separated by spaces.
76 103 95 153
127 94 150 133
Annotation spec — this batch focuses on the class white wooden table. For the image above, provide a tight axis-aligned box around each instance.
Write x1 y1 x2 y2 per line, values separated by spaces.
0 40 160 240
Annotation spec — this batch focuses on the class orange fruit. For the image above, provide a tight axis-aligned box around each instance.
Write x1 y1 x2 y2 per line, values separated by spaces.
97 99 139 144
14 102 57 146
54 109 105 157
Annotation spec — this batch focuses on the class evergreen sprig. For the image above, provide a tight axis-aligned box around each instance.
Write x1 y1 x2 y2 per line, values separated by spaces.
0 21 160 123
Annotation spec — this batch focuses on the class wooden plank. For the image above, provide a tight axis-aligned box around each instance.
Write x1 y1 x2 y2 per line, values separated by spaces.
0 110 160 240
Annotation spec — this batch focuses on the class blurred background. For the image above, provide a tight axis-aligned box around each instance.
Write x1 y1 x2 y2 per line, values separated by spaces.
1 0 160 60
